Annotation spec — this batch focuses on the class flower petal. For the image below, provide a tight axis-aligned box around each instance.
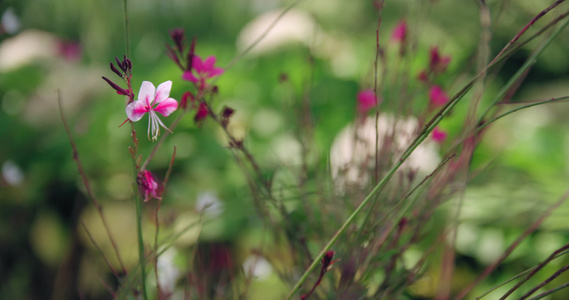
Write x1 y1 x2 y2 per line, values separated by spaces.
203 56 216 72
126 100 149 121
138 81 156 106
182 71 199 83
208 67 224 78
192 55 204 73
154 81 172 104
154 98 178 117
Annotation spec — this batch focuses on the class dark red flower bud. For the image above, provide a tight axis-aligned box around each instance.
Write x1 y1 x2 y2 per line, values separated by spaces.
194 102 209 123
220 106 235 128
115 56 126 72
110 62 123 77
169 28 185 52
125 58 133 72
102 76 129 95
180 91 195 110
186 36 196 71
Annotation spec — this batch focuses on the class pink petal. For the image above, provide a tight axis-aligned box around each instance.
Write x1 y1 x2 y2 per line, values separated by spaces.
208 67 224 78
154 81 172 104
126 100 149 121
154 98 178 117
192 55 204 73
138 81 156 106
203 56 216 72
182 71 199 82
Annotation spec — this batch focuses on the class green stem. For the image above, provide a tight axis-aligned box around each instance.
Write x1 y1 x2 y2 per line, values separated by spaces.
130 125 148 300
123 0 130 57
121 0 146 297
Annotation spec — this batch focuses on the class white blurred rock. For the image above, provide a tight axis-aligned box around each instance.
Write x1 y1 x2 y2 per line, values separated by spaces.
243 254 273 280
237 9 319 56
330 115 441 190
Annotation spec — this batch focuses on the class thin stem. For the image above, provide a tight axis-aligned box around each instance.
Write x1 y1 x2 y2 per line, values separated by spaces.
499 243 569 299
454 188 569 300
476 96 569 133
123 0 130 57
58 91 127 274
490 0 566 65
131 146 148 300
520 262 569 299
478 12 569 124
526 281 569 300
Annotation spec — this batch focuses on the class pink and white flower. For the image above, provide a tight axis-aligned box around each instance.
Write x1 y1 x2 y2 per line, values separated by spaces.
137 170 162 201
126 81 178 141
182 55 224 90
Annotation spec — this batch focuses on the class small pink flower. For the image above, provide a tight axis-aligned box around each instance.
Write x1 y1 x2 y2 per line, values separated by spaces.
431 126 447 144
137 170 162 201
429 85 449 107
126 81 178 141
182 55 224 90
429 46 451 74
391 20 407 43
357 89 378 113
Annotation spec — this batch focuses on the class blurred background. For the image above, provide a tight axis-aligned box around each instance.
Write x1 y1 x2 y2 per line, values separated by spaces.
2 0 569 299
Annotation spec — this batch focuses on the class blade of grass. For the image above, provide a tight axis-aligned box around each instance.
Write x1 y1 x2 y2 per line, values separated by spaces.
478 11 569 124
454 188 569 300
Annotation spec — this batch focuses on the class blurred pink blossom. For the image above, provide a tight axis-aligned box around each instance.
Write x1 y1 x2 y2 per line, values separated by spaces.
429 85 449 107
431 126 447 144
429 46 451 74
357 89 378 113
57 40 81 61
126 81 178 141
182 55 224 90
391 20 407 43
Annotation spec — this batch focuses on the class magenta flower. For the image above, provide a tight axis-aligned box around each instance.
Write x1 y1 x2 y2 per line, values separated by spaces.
391 20 407 43
126 81 178 141
357 89 378 113
137 170 162 201
181 55 224 90
429 85 449 107
431 126 447 144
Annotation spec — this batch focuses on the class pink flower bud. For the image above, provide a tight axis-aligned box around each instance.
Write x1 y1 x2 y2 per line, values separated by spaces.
431 126 447 144
137 170 162 201
391 20 407 43
357 89 378 113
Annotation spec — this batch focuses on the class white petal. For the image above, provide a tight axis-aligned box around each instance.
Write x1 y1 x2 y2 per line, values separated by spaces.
154 81 172 104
